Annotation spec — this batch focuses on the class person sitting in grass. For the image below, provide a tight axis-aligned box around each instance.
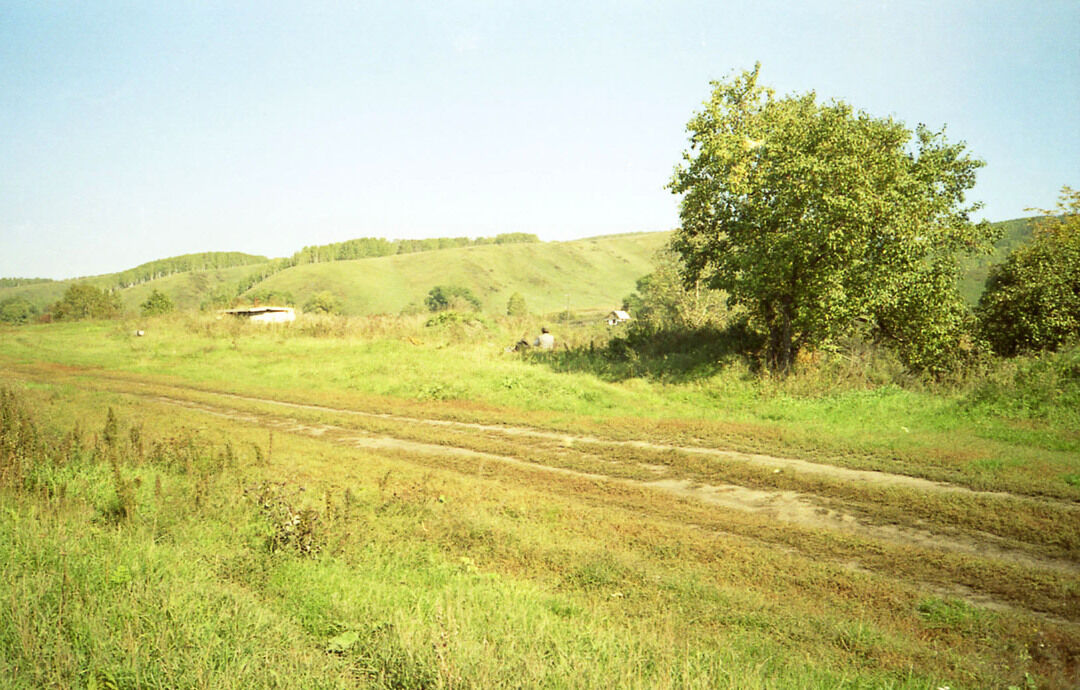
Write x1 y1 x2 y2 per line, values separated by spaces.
533 327 554 350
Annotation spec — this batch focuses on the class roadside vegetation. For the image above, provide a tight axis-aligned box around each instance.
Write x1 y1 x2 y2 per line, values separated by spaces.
1 338 1078 688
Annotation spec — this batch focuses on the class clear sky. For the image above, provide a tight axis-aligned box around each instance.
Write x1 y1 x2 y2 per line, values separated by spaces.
2 1 1077 280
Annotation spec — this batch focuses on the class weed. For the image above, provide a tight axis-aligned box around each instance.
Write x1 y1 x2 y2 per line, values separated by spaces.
128 422 144 464
105 453 136 522
102 407 120 451
244 480 343 557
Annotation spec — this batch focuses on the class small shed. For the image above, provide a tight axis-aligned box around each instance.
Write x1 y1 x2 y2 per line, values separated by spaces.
220 306 296 324
606 310 632 326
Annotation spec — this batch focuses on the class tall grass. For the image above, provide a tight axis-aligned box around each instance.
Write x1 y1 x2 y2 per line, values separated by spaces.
2 314 1078 500
3 383 1076 687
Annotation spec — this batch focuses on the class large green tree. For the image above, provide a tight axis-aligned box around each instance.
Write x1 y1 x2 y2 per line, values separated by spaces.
50 283 122 321
977 186 1080 356
669 65 994 374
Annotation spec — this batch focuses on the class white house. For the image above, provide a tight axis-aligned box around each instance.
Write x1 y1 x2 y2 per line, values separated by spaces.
606 310 632 326
220 306 296 324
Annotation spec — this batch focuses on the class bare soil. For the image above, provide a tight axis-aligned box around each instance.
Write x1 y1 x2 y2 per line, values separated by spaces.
153 392 1080 578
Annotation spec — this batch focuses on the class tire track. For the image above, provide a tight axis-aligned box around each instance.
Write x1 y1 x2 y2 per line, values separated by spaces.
153 393 1080 577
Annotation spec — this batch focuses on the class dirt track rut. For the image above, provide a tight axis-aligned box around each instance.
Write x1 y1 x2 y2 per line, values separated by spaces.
152 391 1080 578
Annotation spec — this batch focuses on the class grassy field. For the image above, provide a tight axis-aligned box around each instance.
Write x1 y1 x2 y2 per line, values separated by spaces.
1 315 1078 688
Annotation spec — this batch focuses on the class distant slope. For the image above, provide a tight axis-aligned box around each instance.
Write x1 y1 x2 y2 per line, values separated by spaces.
117 263 274 312
0 280 70 311
959 216 1038 304
111 252 268 289
0 252 273 313
1 217 1037 319
246 232 671 315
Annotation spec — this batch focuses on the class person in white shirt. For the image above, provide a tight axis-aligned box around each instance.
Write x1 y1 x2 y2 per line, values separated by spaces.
533 327 555 350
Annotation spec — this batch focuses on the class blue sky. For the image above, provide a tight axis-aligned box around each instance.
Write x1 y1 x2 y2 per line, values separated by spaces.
1 1 1077 279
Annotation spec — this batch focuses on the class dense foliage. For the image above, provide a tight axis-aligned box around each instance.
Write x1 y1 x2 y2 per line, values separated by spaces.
978 187 1080 355
303 291 342 314
49 284 122 321
139 289 174 316
425 285 481 312
0 297 39 324
669 65 994 374
622 247 728 331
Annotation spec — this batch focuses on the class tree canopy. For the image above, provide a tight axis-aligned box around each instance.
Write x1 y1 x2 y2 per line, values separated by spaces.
140 289 174 317
425 285 481 312
0 296 39 324
303 291 343 315
669 65 994 374
977 186 1080 356
50 284 122 321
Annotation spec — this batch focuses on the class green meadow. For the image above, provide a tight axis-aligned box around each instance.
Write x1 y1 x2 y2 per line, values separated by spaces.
1 312 1078 688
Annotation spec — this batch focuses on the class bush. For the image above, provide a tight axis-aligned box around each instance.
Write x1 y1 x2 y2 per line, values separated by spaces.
140 289 174 316
0 296 38 324
622 246 729 331
977 186 1080 356
303 291 342 315
425 285 481 312
506 292 527 317
50 283 122 321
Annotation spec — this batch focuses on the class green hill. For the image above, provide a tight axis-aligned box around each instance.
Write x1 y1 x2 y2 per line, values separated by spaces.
0 233 669 318
117 263 276 312
0 217 1040 320
959 216 1038 304
245 232 670 315
0 252 273 314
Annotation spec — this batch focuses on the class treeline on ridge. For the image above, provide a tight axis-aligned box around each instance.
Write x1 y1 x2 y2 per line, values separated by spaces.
200 232 540 310
112 252 270 289
289 232 539 265
0 277 54 288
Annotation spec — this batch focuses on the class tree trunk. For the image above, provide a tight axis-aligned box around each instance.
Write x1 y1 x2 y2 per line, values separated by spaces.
764 300 797 375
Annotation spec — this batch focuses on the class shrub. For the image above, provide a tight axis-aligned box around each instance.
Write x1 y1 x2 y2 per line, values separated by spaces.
506 292 527 317
977 186 1080 356
303 291 342 315
622 246 729 331
140 289 174 316
425 285 481 312
49 283 122 321
0 296 38 324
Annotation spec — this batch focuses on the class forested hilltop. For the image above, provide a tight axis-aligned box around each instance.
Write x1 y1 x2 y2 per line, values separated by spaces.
110 252 270 289
290 232 538 264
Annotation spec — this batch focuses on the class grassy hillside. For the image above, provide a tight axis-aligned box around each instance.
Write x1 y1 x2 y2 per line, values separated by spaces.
0 252 274 314
118 263 274 312
0 216 1037 319
959 216 1038 304
245 232 670 315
